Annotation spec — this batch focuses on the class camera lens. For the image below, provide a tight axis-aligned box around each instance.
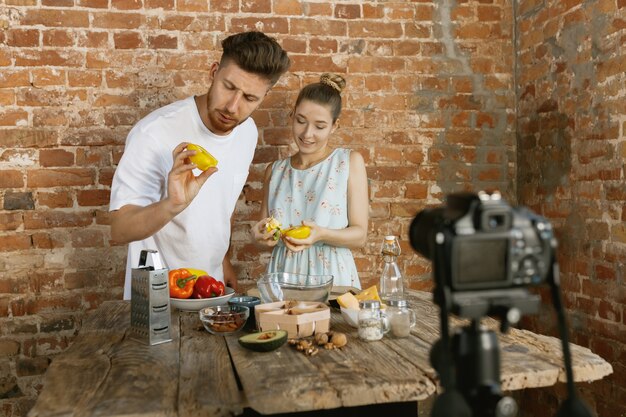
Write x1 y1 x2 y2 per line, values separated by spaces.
409 207 445 260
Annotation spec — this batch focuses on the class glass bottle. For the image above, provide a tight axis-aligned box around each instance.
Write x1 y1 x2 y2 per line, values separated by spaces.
387 299 417 338
358 300 389 341
379 235 403 303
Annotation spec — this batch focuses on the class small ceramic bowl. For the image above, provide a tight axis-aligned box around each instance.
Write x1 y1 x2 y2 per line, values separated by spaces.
199 304 249 335
228 296 261 331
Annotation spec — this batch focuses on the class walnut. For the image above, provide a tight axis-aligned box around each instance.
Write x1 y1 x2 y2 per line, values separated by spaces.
330 332 347 348
314 333 329 345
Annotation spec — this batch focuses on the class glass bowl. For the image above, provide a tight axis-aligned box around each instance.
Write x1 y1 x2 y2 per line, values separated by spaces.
198 304 249 335
257 272 333 303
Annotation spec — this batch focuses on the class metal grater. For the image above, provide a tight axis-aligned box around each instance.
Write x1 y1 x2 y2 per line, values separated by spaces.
130 249 172 345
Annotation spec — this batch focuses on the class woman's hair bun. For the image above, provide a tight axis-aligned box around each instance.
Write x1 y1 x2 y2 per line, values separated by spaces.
320 73 346 93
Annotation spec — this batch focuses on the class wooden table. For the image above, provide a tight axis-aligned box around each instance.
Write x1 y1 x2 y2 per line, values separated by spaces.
28 291 612 417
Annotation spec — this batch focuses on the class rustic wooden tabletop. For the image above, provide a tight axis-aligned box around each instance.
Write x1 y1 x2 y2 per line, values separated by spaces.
28 290 613 417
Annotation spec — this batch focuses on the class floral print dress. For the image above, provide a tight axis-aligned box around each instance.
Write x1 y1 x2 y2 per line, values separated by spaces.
266 148 361 288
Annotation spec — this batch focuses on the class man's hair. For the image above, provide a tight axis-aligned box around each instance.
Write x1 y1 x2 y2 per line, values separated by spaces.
220 31 291 85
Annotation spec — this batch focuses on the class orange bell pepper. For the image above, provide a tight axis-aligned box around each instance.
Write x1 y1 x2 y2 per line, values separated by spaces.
168 268 198 299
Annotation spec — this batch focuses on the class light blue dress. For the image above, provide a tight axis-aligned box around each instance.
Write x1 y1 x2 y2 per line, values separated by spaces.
267 148 361 288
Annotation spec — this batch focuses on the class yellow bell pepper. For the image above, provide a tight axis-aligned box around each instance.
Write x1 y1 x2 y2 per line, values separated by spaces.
187 143 218 170
283 225 311 239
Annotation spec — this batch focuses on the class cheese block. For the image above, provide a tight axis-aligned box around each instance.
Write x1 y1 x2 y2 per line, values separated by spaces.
354 285 381 303
337 292 360 310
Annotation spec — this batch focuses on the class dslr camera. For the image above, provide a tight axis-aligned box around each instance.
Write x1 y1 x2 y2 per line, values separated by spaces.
410 191 556 319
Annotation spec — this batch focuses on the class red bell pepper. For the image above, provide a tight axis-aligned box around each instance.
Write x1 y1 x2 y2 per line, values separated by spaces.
192 275 225 298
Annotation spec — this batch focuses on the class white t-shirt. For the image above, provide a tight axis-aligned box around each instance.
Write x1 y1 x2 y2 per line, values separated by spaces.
110 96 257 299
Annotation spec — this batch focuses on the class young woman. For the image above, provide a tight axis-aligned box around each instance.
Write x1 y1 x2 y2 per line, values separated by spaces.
252 73 368 288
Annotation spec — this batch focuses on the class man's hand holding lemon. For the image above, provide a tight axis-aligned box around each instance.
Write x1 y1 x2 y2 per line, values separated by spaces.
167 142 219 212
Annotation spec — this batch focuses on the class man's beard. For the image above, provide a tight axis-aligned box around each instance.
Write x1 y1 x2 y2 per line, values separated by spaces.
207 108 239 134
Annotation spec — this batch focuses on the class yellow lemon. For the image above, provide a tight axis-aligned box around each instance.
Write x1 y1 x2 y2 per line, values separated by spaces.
187 143 218 170
283 225 311 239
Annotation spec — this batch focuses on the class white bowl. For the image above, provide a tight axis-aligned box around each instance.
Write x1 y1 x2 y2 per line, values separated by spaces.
340 307 360 328
170 287 235 312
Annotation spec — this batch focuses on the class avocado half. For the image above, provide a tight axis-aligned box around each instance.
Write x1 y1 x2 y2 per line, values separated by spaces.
238 330 288 352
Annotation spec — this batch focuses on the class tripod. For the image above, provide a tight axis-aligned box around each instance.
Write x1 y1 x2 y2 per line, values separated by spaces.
431 319 518 417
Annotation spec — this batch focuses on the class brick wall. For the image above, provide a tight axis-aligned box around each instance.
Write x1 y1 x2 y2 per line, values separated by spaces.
1 1 518 415
515 0 625 416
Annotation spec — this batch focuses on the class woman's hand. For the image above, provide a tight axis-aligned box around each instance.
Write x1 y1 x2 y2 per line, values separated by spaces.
283 221 323 252
252 217 280 248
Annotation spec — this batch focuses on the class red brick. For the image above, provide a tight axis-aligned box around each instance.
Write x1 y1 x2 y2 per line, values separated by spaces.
0 71 30 88
0 110 28 126
310 39 337 54
39 149 74 167
42 29 74 46
0 234 32 252
478 5 502 21
21 9 89 27
405 183 428 199
0 339 20 356
114 31 142 49
37 190 73 208
335 4 361 19
76 189 110 206
15 50 83 67
349 21 402 38
71 229 105 247
111 0 141 9
0 170 24 188
7 29 40 47
32 231 67 249
598 300 621 322
145 0 173 9
148 34 178 49
177 0 208 11
241 0 270 13
209 0 237 12
362 4 383 19
91 12 142 29
67 70 102 87
405 23 431 38
229 17 288 34
78 31 109 48
43 0 74 5
27 169 94 188
415 4 434 21
32 108 69 127
24 211 93 229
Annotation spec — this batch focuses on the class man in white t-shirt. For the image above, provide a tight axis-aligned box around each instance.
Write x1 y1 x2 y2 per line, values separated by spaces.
109 31 290 299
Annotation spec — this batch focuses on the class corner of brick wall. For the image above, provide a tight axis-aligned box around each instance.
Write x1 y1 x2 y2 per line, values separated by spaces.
515 0 625 415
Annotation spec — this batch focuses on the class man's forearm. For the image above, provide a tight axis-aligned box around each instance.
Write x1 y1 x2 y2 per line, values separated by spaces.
110 199 182 244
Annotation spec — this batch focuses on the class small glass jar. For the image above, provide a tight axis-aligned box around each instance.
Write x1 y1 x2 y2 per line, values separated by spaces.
228 296 261 331
358 300 389 341
387 299 417 338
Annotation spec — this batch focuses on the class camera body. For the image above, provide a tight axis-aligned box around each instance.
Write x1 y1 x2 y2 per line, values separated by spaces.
410 191 556 293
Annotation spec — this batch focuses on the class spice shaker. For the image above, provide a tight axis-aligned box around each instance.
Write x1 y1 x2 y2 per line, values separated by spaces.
387 299 417 338
357 300 389 341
